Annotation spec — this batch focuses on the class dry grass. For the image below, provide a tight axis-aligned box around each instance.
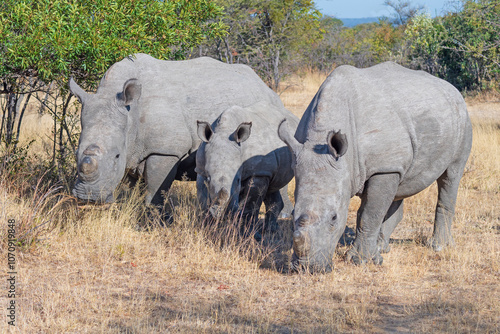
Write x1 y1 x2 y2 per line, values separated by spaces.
278 69 330 118
0 73 499 333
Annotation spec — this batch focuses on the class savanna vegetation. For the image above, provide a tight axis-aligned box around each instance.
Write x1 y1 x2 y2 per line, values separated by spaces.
1 0 499 332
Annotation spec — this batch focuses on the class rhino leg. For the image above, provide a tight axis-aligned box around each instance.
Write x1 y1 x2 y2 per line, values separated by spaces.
347 173 400 265
144 155 180 206
377 199 404 254
240 176 269 240
176 151 197 181
196 174 209 212
263 190 284 233
429 166 464 251
279 185 293 219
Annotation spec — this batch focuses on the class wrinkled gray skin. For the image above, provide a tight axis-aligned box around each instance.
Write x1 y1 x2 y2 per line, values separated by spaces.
279 62 472 272
196 102 299 234
70 53 293 215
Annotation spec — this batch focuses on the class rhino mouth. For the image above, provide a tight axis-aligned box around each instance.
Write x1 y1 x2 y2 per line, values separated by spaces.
208 201 239 220
208 204 225 219
72 179 114 203
291 228 334 273
207 187 239 219
291 252 333 274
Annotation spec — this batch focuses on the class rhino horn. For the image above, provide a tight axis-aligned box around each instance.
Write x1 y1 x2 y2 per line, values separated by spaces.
216 187 230 204
327 130 348 159
295 213 310 228
78 156 99 182
69 77 89 103
293 229 310 258
278 119 302 154
80 156 98 175
83 144 102 156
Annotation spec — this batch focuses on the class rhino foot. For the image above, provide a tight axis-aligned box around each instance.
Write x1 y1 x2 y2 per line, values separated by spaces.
279 212 292 219
290 254 333 274
346 248 383 265
427 235 455 252
377 238 391 254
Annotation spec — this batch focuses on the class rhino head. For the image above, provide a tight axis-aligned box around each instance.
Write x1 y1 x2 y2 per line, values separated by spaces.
278 120 351 273
70 78 141 203
196 116 252 218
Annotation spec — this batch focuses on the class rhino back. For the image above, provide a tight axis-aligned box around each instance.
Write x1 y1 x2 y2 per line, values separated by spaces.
298 62 471 196
100 54 282 110
96 54 286 162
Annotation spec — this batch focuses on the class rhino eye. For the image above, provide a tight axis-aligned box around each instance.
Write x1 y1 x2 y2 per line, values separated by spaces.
328 214 338 231
115 154 120 159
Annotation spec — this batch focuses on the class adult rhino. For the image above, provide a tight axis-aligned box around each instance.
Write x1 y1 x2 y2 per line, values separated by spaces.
70 53 293 210
196 102 299 236
278 62 472 272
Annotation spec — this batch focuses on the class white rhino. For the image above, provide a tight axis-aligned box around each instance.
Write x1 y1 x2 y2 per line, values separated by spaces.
279 62 472 272
70 53 293 212
196 102 299 237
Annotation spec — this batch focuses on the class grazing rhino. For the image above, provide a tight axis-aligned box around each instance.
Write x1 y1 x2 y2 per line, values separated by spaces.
278 62 472 272
196 102 299 236
70 53 293 212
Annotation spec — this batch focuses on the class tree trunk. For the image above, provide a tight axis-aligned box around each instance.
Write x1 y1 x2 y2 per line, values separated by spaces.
224 38 234 64
216 39 223 62
15 90 34 146
0 95 6 143
5 92 18 145
272 48 281 91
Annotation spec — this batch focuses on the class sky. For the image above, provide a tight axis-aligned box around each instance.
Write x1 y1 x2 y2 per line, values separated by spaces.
314 0 457 18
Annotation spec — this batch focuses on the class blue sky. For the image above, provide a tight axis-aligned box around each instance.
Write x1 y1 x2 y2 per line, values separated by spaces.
314 0 456 18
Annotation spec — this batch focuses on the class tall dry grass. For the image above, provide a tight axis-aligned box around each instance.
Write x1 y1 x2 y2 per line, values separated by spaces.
0 72 499 333
279 69 330 118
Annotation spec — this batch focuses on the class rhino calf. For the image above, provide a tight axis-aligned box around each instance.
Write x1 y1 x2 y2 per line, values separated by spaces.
279 62 472 272
196 102 299 237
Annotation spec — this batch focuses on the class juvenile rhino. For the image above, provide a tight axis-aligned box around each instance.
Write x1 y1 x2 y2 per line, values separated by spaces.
196 102 299 235
70 53 292 208
279 62 472 272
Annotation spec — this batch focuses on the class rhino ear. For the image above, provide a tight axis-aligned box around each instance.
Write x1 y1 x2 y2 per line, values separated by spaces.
232 122 252 143
118 79 141 107
278 119 302 155
327 130 348 159
69 77 89 103
197 121 213 143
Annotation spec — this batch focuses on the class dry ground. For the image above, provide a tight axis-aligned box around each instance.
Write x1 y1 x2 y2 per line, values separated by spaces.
0 71 499 333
